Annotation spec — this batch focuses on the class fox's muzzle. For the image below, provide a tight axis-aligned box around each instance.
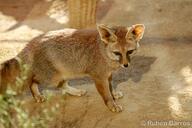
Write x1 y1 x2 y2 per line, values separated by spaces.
120 54 130 68
121 62 130 68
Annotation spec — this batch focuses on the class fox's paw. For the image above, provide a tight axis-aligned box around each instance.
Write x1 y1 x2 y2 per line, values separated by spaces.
34 95 46 103
106 101 123 113
67 89 87 96
75 89 87 96
65 86 87 96
113 91 123 100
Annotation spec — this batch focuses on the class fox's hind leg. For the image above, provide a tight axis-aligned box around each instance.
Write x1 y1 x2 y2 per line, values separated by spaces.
30 83 46 103
29 77 46 103
57 80 87 96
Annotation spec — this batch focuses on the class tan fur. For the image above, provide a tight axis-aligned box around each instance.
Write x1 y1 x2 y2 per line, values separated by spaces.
0 24 145 112
0 58 20 93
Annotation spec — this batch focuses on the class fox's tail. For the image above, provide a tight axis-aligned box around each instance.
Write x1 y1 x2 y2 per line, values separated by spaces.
0 58 20 93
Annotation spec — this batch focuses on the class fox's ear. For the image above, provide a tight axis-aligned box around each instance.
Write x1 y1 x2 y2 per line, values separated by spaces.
97 24 117 44
127 24 145 40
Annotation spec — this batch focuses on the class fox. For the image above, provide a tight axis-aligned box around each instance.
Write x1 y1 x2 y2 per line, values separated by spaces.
0 24 145 112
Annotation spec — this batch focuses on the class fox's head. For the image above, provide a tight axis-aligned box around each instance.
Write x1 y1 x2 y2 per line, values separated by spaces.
97 24 145 68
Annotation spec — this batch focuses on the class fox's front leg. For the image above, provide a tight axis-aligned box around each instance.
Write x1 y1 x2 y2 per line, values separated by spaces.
108 75 123 100
94 78 123 112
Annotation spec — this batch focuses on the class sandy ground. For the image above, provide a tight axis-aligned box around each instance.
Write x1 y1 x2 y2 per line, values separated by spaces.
0 0 192 128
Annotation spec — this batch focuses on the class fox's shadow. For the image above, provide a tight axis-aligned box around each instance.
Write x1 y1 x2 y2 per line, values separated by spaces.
69 56 157 88
112 55 157 88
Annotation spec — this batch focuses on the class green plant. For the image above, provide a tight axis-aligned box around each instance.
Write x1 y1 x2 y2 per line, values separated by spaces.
0 59 61 128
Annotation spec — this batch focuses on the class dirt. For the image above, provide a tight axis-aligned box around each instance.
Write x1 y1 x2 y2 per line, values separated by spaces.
0 0 192 128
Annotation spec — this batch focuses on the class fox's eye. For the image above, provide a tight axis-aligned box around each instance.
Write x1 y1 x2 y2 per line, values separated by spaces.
127 50 134 55
113 51 121 56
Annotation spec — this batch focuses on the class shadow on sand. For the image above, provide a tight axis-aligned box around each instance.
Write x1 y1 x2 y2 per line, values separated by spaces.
112 55 157 88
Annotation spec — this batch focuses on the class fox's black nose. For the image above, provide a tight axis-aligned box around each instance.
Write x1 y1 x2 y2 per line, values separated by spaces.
123 64 128 68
